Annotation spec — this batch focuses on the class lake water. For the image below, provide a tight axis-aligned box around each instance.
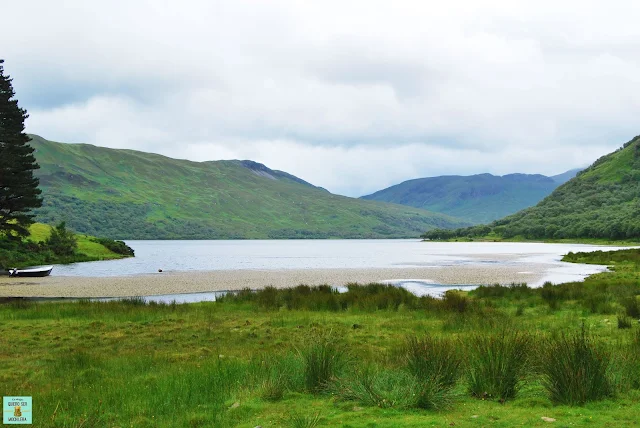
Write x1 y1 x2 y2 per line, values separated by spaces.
55 239 629 284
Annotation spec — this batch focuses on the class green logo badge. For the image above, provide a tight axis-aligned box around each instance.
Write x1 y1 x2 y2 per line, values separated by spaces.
3 397 32 425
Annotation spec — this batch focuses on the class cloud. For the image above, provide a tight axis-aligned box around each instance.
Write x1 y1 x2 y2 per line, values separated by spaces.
2 0 639 195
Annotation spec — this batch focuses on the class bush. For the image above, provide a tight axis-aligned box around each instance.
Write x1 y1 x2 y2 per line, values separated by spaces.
618 315 633 329
94 238 135 256
45 222 77 256
467 329 532 401
542 325 612 405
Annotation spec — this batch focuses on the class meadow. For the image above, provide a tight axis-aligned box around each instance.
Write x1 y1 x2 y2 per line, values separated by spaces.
1 249 639 427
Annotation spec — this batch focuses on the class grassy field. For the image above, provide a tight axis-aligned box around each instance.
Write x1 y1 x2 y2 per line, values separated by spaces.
1 250 639 427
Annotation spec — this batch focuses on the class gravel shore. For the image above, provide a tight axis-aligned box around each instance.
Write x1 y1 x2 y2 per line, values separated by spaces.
0 265 545 298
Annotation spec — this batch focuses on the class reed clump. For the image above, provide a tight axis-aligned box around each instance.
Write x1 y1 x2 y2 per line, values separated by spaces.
542 324 613 405
466 329 532 401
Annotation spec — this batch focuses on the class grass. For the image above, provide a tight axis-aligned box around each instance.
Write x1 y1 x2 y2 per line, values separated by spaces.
542 324 613 405
466 329 532 402
1 249 640 426
0 223 129 269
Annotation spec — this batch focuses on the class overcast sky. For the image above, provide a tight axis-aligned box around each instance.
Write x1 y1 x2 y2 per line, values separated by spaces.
3 1 640 196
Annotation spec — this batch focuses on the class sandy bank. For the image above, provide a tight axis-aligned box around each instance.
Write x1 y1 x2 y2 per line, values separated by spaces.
0 265 546 298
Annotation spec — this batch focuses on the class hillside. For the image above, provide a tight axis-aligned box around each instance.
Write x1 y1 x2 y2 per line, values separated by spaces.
0 223 132 269
423 135 640 241
361 172 577 224
550 168 582 184
28 135 469 239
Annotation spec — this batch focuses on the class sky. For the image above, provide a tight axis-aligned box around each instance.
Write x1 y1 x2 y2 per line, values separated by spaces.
3 0 640 196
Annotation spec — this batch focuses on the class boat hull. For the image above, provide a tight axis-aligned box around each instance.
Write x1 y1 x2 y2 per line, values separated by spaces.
8 266 54 277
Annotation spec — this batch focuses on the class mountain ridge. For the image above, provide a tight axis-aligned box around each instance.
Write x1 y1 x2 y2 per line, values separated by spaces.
422 135 640 241
28 135 469 239
361 170 579 224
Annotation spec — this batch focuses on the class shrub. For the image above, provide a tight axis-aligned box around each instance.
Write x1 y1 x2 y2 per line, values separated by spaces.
94 237 135 256
621 296 640 319
466 329 532 401
45 222 77 256
542 324 612 405
442 290 470 313
618 315 633 329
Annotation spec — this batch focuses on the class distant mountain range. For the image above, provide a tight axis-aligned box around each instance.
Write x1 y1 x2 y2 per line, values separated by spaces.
423 135 640 241
29 135 469 239
361 169 581 224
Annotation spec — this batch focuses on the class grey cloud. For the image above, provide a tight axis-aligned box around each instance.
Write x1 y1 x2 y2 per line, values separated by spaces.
2 0 639 195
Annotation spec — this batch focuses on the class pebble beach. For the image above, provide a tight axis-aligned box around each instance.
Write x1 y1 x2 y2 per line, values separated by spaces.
0 265 547 298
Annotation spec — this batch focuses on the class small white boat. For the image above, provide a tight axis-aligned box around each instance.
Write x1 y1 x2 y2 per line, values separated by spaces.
8 265 54 277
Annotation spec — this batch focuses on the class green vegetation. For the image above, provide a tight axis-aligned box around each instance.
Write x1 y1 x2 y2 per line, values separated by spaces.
423 135 640 241
1 249 640 426
44 221 78 256
362 173 569 224
0 222 132 269
0 59 43 237
28 135 469 239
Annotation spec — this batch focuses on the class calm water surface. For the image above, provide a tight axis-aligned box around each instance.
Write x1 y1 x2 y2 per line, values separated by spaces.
54 239 630 285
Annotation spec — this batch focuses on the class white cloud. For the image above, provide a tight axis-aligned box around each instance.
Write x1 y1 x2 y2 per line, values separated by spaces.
2 0 639 195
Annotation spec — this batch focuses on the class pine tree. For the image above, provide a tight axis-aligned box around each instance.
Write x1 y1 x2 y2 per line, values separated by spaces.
0 59 42 237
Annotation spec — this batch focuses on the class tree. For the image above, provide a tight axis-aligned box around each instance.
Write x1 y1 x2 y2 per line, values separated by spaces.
0 59 42 237
45 222 77 256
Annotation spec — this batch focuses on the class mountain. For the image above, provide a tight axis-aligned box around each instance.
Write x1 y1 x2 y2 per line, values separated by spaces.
550 168 582 184
28 135 469 239
423 135 640 241
361 172 576 224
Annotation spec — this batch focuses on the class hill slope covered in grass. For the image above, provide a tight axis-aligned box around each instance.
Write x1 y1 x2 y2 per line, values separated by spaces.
0 223 132 269
423 135 640 241
361 172 576 224
29 135 469 239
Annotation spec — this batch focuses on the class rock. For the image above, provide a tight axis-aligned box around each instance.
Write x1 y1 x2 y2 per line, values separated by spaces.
471 415 479 418
352 406 363 411
541 416 556 422
229 402 240 409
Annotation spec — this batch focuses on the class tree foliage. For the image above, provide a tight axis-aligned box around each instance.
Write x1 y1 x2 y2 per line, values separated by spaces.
0 59 42 237
45 221 78 256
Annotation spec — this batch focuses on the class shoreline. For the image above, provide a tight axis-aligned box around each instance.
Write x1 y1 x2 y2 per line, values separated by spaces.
0 265 547 298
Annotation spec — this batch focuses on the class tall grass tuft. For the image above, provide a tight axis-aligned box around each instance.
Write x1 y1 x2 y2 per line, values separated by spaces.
618 314 633 329
331 365 416 409
466 329 531 401
299 332 346 393
542 324 612 405
405 335 462 389
288 412 321 428
252 353 304 401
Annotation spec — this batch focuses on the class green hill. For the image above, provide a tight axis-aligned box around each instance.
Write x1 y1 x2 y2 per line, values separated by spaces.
361 173 574 224
0 222 132 269
423 135 640 241
28 135 469 239
550 168 583 185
